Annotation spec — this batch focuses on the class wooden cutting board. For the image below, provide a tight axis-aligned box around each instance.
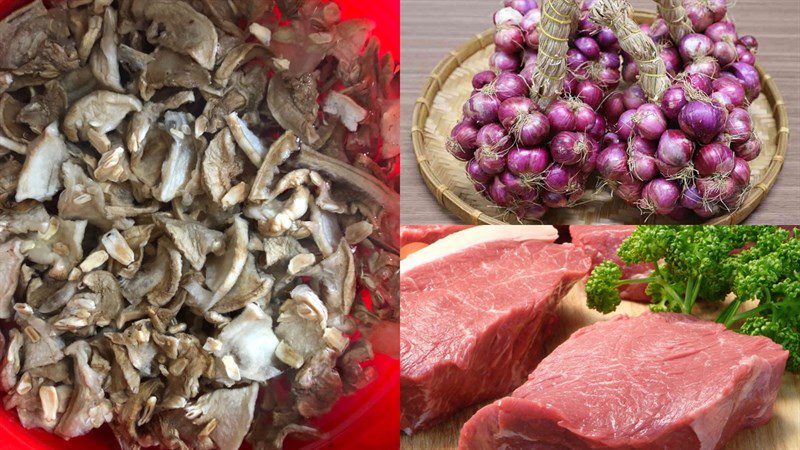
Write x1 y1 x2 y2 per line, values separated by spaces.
400 286 800 450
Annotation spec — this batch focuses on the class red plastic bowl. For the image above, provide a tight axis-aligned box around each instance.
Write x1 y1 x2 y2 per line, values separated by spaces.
0 1 400 449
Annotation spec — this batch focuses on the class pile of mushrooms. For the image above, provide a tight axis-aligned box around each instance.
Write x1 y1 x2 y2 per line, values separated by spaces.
0 1 399 449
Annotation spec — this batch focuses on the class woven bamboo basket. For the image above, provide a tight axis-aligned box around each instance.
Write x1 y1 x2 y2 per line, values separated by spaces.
411 11 789 225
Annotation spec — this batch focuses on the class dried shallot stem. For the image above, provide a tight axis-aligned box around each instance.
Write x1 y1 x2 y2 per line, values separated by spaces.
530 0 580 109
652 0 694 42
590 0 670 101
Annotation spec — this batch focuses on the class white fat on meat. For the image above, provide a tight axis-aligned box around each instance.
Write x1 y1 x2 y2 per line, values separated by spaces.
401 225 558 274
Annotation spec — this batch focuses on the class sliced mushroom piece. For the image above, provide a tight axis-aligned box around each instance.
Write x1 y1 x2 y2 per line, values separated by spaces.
267 75 320 147
15 122 69 202
113 378 163 440
262 236 308 269
119 237 181 306
127 90 195 156
204 303 281 385
225 112 268 167
117 44 153 74
339 339 376 392
130 126 171 194
138 48 211 102
54 341 113 438
0 239 24 319
249 130 299 202
77 13 102 63
210 253 273 314
259 185 311 237
62 270 123 328
196 67 266 137
155 216 224 271
201 128 243 205
78 249 109 273
303 239 356 316
23 217 87 280
62 90 142 151
108 320 157 377
0 1 48 68
0 93 30 142
89 6 122 92
57 161 113 229
27 279 78 314
248 23 271 46
275 284 328 362
3 377 61 432
139 0 219 70
294 149 399 251
214 43 270 87
17 80 68 135
0 202 50 241
102 228 135 267
59 66 98 103
322 91 367 132
204 216 248 308
93 145 131 182
345 221 374 245
183 384 258 450
14 304 66 371
256 168 310 204
292 348 342 418
0 329 23 391
53 292 102 332
152 111 201 203
116 224 154 279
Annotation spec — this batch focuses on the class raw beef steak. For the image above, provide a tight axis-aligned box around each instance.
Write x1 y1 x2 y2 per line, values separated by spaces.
400 224 473 245
460 313 789 450
570 225 652 302
401 226 591 434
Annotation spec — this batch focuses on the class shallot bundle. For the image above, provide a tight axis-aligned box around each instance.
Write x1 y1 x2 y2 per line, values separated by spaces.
591 0 758 220
563 1 622 97
449 0 608 221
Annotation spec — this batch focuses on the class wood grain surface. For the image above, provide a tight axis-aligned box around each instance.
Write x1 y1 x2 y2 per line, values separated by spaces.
400 285 800 450
400 0 800 225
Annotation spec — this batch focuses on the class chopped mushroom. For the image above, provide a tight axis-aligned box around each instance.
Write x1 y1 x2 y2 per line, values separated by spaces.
205 304 281 385
184 384 259 450
89 6 122 92
138 0 219 70
322 91 367 132
0 239 23 318
0 1 398 448
201 128 243 205
15 122 69 202
53 341 113 438
62 91 142 152
17 81 68 134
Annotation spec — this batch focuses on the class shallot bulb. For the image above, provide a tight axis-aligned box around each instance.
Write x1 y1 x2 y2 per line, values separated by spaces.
498 97 535 129
693 143 735 177
733 135 762 161
467 159 492 184
678 100 727 144
466 91 501 125
597 143 628 182
507 146 550 176
447 120 480 160
550 131 592 166
513 111 550 147
639 178 681 215
723 108 753 145
727 62 761 102
632 104 667 141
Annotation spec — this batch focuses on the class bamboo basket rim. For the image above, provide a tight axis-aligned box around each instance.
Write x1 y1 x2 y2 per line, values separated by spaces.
411 10 789 225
